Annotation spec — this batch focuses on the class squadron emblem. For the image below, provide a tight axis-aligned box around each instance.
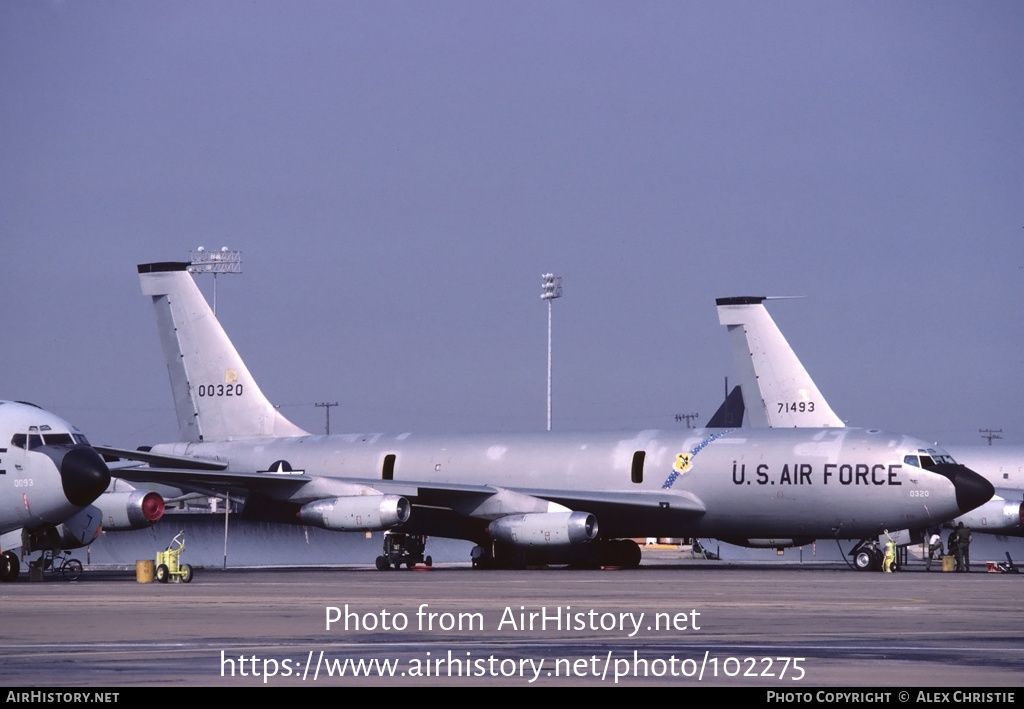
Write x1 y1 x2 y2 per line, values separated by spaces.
673 453 692 475
662 430 735 489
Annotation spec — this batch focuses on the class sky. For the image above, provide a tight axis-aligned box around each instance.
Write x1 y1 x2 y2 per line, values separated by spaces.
1 1 1022 448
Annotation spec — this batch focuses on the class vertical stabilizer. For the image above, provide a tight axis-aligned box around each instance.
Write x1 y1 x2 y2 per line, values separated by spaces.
138 262 309 442
705 385 745 428
716 296 844 428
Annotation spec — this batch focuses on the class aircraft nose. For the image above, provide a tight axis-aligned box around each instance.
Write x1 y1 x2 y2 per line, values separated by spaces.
927 463 994 514
59 446 111 507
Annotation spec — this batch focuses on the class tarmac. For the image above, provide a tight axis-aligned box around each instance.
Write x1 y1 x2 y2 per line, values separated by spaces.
1 548 1021 688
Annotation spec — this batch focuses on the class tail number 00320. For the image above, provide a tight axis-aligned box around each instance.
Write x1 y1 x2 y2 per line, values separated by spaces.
197 384 244 397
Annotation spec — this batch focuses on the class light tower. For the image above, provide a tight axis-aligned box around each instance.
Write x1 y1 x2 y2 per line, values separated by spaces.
188 246 242 315
540 273 563 432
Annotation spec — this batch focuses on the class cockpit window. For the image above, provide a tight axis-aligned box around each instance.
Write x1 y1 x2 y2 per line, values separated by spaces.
10 433 69 449
917 448 956 465
904 455 919 467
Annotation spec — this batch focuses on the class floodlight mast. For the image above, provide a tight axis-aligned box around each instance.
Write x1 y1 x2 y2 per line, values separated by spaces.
188 246 242 315
540 274 562 432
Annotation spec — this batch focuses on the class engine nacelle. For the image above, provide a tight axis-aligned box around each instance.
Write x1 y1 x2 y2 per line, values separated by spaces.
22 505 105 552
298 495 410 531
94 491 166 530
488 511 598 547
954 498 1024 534
58 505 104 549
721 538 814 549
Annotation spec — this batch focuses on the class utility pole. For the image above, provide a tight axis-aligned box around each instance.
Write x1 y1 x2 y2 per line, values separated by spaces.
980 428 1003 446
540 274 562 432
316 402 338 435
675 413 700 428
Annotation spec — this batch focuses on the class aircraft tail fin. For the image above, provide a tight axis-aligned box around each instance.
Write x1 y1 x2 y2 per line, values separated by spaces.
705 385 745 428
716 296 844 428
138 262 309 442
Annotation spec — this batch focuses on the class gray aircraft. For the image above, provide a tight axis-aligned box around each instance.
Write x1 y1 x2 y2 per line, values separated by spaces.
104 264 993 569
0 401 113 580
716 295 1023 542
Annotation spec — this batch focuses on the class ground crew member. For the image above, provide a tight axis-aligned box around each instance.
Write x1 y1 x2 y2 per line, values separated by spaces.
948 527 960 571
925 531 943 571
955 522 972 573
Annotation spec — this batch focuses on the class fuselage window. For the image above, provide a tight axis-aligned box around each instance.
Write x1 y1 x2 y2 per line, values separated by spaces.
631 450 646 484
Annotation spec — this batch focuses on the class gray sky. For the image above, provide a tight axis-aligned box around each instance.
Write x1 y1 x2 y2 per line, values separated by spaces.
2 2 1022 448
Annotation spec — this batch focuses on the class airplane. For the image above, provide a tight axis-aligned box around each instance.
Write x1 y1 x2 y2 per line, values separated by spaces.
100 263 993 569
0 401 112 581
716 295 1023 544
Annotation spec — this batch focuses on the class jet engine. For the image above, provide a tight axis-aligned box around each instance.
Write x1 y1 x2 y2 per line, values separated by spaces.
298 495 411 531
953 498 1024 535
22 504 105 552
488 511 598 546
94 490 166 530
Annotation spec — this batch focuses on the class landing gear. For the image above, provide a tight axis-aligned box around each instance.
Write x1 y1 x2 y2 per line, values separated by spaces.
850 540 884 571
854 549 875 571
0 551 19 582
599 539 642 568
375 533 431 571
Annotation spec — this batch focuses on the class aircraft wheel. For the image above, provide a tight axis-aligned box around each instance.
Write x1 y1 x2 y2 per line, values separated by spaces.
0 551 19 582
854 550 873 571
406 562 415 570
393 561 402 570
63 559 83 582
619 539 642 568
375 556 389 571
156 564 170 583
180 564 193 583
870 547 884 571
425 556 432 567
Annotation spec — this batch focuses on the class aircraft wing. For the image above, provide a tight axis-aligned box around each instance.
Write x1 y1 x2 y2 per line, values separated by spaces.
111 466 314 499
108 457 706 539
94 446 228 471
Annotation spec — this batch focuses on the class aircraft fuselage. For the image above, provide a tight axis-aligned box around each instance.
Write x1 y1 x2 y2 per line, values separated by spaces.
0 402 109 536
151 426 980 542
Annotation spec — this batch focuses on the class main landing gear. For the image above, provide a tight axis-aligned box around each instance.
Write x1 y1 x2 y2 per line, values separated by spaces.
375 533 432 570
